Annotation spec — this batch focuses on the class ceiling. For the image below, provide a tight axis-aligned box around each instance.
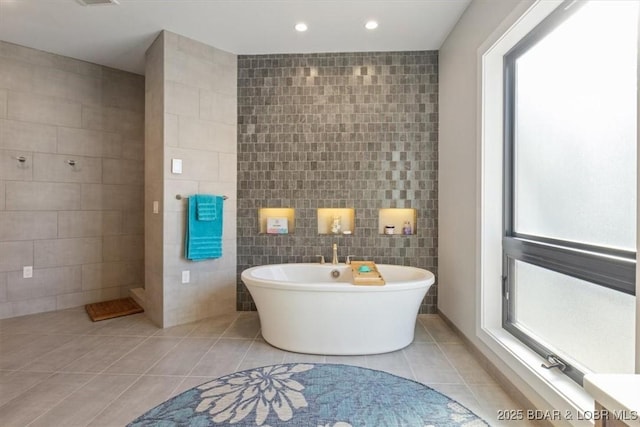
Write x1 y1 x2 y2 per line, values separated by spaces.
0 0 470 75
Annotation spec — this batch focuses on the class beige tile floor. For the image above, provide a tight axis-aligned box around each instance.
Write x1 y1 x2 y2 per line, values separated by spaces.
0 308 538 427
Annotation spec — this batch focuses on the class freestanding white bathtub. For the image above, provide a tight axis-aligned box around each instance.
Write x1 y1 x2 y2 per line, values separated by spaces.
241 263 435 355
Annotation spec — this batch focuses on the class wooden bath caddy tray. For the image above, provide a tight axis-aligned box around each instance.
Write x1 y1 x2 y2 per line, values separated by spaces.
350 261 385 286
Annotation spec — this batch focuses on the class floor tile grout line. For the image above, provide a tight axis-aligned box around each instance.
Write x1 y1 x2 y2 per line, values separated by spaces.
172 312 248 395
79 331 169 426
21 371 101 427
82 334 187 427
15 316 165 427
428 332 493 416
1 310 524 427
80 324 252 427
0 371 58 412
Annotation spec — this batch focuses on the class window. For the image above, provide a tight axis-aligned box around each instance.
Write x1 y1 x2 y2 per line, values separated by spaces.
503 0 638 384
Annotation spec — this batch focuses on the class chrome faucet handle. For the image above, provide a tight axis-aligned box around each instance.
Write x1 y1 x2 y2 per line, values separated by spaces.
346 255 355 265
316 255 325 264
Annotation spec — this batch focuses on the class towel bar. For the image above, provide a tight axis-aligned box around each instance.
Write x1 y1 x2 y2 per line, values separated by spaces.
176 194 228 200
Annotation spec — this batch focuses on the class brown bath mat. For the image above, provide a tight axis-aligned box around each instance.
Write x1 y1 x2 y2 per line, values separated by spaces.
85 297 144 322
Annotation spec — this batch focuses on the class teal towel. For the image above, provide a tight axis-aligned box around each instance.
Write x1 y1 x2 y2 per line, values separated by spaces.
195 194 217 221
185 195 224 261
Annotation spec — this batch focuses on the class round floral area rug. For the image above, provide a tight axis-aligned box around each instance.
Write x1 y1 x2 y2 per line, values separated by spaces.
127 363 490 427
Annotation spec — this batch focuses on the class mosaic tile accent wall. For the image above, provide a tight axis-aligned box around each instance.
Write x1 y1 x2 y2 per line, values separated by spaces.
237 51 438 313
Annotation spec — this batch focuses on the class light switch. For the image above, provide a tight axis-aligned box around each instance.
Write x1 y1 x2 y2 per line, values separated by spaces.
171 158 183 174
153 201 159 214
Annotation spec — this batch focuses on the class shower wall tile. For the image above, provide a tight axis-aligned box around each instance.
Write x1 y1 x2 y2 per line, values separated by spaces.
0 241 33 272
57 211 122 238
56 127 123 158
122 211 144 235
7 266 82 300
0 273 6 302
5 182 81 211
0 150 33 181
122 140 144 160
102 158 143 185
34 237 103 268
101 68 145 112
103 235 144 262
7 91 82 128
81 105 144 139
0 119 58 153
82 261 143 290
0 212 57 241
80 184 143 211
237 51 439 313
31 66 101 106
33 153 102 183
0 89 7 117
56 287 121 311
0 59 34 92
0 40 145 319
11 296 57 317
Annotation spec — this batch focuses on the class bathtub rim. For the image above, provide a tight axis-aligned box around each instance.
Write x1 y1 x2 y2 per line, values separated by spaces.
241 263 435 292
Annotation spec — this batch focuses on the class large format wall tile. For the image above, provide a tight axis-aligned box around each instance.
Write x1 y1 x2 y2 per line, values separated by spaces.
0 119 57 153
5 182 81 211
0 212 57 241
34 237 103 268
152 31 237 327
0 40 144 319
8 91 82 128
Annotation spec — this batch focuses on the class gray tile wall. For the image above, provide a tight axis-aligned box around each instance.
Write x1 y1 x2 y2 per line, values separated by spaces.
0 41 144 319
237 51 438 313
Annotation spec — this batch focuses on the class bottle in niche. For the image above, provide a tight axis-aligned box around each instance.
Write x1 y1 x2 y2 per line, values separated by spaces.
402 221 412 235
331 215 342 234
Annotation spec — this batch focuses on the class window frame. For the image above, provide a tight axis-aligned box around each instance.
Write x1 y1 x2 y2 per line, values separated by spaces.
502 0 637 385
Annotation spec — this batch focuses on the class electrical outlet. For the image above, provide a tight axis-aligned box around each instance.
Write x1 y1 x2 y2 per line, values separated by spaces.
23 266 33 279
181 270 190 284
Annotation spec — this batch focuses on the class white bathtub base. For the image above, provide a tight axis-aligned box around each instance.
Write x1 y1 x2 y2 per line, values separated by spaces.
242 263 434 355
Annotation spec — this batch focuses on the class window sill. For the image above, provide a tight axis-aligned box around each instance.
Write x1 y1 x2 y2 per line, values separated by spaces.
479 325 595 421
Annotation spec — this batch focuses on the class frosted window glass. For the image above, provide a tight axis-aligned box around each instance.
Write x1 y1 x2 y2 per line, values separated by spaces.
514 1 637 250
513 261 635 374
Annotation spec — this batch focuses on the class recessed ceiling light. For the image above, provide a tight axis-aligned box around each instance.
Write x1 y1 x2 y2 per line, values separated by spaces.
365 20 379 30
295 23 308 32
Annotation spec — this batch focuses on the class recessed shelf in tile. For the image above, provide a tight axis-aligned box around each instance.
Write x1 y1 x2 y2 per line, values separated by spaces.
317 208 355 235
258 208 295 234
378 208 417 235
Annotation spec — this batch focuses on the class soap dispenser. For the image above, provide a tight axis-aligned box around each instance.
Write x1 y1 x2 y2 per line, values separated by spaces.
402 221 412 235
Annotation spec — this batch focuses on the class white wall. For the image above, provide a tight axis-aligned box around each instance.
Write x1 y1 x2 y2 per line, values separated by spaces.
437 0 556 410
440 0 640 415
439 0 533 336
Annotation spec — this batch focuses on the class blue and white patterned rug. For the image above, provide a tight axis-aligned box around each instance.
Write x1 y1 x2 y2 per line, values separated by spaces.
128 363 489 427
